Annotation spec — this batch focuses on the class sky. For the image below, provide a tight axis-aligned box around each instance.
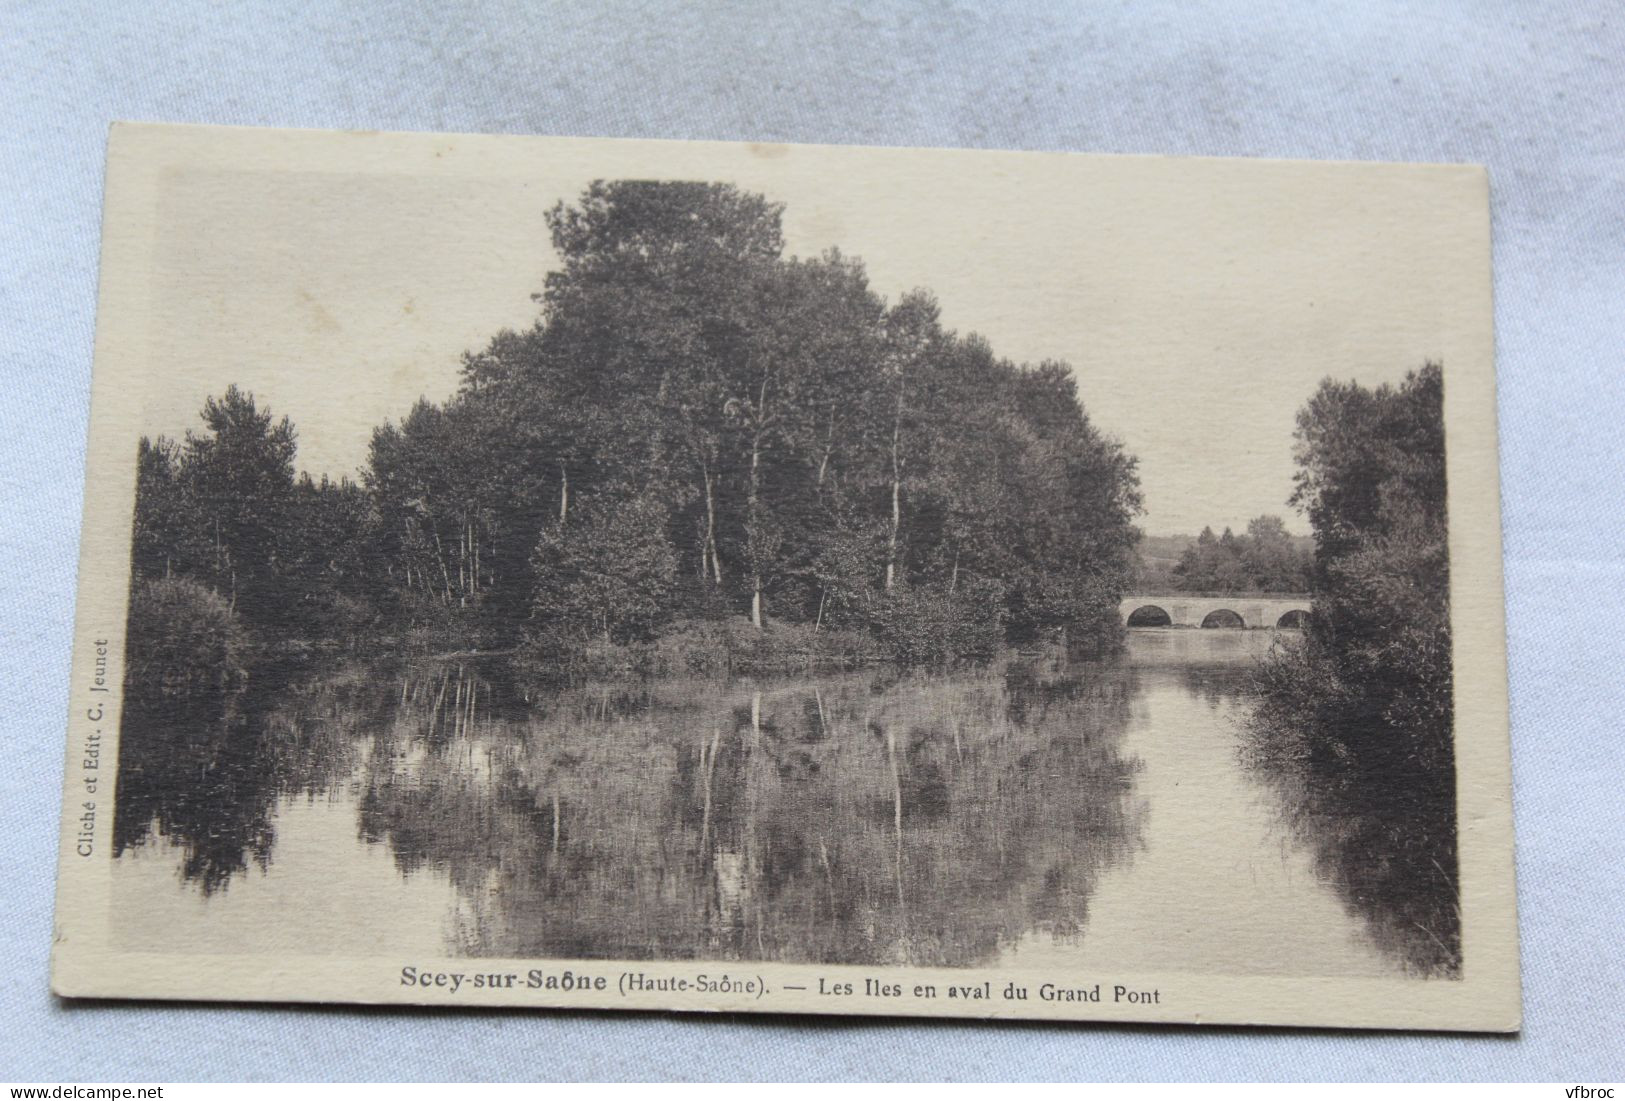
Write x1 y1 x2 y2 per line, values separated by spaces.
138 132 1471 535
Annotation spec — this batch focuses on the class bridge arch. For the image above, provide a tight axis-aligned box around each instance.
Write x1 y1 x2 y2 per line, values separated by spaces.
1200 608 1245 629
1276 609 1310 629
1119 593 1312 629
1125 604 1173 627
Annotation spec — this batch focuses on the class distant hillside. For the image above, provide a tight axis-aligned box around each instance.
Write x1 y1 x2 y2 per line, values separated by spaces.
1140 533 1198 563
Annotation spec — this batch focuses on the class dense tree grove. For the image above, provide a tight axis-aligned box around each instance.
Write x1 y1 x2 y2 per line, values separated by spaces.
130 386 380 652
1165 515 1312 593
1250 363 1459 974
127 180 1143 671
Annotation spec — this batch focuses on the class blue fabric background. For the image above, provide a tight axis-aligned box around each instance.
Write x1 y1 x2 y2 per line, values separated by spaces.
2 0 1621 1082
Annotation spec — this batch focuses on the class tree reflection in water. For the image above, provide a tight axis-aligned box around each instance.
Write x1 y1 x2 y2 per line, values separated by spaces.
112 660 382 893
358 657 1144 966
116 652 1144 967
1243 733 1461 977
112 636 1459 977
1235 650 1461 978
1154 648 1460 978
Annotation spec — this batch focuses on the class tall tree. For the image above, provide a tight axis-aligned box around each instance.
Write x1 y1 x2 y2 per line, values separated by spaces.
537 180 785 599
131 435 207 583
181 385 297 622
877 290 942 591
1290 363 1451 737
1240 514 1310 592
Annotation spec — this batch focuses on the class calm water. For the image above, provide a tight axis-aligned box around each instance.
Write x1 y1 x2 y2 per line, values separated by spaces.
111 630 1440 976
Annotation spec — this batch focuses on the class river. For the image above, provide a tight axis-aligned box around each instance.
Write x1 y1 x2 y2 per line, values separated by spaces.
110 629 1440 977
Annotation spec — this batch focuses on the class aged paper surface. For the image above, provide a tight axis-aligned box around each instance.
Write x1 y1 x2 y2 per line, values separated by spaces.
52 122 1518 1030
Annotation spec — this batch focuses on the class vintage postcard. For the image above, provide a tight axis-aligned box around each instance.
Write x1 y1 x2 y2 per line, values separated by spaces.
52 123 1518 1030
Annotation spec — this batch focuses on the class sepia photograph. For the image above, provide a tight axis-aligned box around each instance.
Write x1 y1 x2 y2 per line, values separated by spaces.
51 124 1516 1029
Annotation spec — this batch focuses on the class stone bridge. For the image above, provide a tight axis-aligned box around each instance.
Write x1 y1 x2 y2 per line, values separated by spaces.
1120 593 1311 630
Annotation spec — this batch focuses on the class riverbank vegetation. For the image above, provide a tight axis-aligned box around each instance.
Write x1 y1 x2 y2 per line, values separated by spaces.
1247 363 1459 975
125 180 1143 686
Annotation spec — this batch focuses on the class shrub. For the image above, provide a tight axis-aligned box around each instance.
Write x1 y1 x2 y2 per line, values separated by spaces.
530 495 679 646
125 576 248 698
868 578 1005 665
